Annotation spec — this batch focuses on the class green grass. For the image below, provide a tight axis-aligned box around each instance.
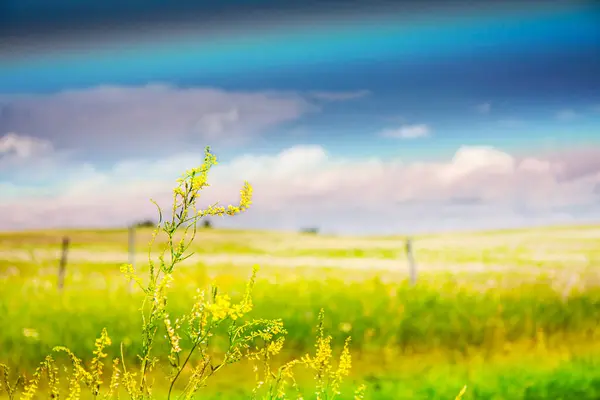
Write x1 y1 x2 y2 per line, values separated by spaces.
360 354 600 400
3 267 600 365
2 225 600 398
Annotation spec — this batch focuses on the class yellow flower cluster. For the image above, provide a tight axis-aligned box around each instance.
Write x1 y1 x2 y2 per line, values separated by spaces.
170 147 253 222
105 358 121 400
90 328 112 395
53 346 93 400
188 289 209 338
331 338 352 395
207 266 257 322
20 356 58 400
198 183 253 218
207 293 252 321
296 309 354 399
164 314 182 355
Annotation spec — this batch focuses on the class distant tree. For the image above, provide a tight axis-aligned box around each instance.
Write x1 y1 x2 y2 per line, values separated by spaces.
202 219 213 229
134 219 155 228
300 227 319 235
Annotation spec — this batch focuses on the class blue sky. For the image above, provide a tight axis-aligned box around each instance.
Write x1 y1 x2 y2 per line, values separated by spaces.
1 0 600 234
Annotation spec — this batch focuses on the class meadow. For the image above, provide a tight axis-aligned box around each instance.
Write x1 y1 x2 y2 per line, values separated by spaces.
1 223 600 399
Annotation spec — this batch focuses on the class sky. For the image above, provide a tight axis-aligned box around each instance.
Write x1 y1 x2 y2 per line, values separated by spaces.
1 0 600 235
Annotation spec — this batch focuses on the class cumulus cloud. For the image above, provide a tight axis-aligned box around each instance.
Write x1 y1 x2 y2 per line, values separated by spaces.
2 142 600 233
545 148 600 182
0 132 63 176
0 84 313 153
380 124 430 139
0 132 53 159
308 90 371 101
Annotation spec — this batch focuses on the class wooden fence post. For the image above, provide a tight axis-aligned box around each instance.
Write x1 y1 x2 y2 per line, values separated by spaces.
128 225 135 292
406 237 417 285
58 236 70 291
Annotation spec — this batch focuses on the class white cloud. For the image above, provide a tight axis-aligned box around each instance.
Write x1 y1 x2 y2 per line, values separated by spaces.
0 84 313 153
519 157 552 174
193 108 240 137
2 142 600 234
437 146 515 184
380 124 430 139
0 133 64 176
556 109 578 121
476 102 491 114
0 133 53 159
308 90 371 101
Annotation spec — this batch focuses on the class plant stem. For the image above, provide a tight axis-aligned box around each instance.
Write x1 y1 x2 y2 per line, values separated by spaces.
167 341 198 400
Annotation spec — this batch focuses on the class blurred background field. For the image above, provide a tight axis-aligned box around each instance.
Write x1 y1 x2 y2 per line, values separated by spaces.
1 225 600 399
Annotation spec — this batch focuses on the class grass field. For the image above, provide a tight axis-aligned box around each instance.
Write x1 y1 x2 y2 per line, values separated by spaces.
1 225 600 399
